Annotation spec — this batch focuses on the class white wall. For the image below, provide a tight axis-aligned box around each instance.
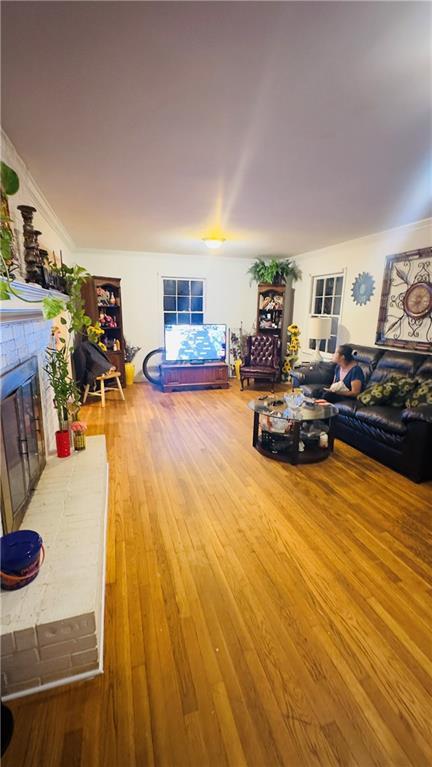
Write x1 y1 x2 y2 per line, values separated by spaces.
4 130 431 369
1 130 75 268
293 218 432 358
74 249 257 377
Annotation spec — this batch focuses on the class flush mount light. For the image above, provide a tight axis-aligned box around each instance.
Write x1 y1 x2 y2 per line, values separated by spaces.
203 237 226 250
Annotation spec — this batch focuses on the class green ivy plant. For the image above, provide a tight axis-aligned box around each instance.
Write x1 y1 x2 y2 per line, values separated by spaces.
247 257 302 286
0 162 91 331
1 160 20 284
1 161 93 429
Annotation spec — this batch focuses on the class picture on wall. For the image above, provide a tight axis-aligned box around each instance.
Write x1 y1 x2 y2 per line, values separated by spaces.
376 247 432 351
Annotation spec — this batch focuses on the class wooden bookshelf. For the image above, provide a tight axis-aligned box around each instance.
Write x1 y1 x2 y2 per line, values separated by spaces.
256 282 295 354
82 276 126 384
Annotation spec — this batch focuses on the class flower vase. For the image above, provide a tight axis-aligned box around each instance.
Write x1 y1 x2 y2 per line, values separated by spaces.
55 430 71 458
125 362 135 386
73 432 86 451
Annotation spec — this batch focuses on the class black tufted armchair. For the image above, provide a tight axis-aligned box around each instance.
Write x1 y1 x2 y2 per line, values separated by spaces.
240 335 280 392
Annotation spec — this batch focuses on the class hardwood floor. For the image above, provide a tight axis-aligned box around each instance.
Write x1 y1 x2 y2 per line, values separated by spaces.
3 381 432 767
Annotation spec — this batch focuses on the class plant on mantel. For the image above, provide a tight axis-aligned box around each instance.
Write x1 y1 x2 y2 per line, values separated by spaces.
1 160 93 456
247 257 302 286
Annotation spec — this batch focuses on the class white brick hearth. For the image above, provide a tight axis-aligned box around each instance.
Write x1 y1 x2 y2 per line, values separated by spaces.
0 280 68 454
1 436 108 699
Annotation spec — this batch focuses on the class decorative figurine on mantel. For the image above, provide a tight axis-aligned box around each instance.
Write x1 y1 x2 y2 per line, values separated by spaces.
17 204 44 286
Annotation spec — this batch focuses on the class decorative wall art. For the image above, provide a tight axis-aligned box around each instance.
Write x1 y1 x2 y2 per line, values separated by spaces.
376 247 432 351
351 272 375 305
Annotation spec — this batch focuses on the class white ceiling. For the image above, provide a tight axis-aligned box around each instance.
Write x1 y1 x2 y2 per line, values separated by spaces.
2 1 431 258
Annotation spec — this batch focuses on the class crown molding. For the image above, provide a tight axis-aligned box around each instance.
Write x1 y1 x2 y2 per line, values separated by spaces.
1 130 76 254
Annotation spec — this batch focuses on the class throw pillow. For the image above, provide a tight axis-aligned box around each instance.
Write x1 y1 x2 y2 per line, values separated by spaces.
406 380 432 408
357 381 399 407
384 374 419 407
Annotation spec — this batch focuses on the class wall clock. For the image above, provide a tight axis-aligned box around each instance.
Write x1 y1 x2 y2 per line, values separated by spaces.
376 247 432 351
403 282 432 319
351 272 375 305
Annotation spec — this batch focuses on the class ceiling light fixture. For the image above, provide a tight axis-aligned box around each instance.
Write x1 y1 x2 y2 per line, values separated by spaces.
203 237 226 250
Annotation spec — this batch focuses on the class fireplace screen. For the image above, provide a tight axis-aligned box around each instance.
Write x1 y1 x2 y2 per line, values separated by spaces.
1 357 46 533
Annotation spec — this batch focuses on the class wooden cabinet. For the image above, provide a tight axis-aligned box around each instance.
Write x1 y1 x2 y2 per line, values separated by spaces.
82 276 126 385
160 362 229 392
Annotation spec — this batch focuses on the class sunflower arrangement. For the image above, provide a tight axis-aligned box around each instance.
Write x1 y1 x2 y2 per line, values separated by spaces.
282 323 301 381
87 322 107 351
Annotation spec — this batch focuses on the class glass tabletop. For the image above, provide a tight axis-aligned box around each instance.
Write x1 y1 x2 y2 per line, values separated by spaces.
248 396 338 421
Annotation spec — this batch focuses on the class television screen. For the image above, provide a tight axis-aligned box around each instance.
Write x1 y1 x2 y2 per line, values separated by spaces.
165 324 226 362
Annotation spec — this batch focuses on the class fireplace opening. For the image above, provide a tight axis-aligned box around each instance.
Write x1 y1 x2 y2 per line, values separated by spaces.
1 357 46 533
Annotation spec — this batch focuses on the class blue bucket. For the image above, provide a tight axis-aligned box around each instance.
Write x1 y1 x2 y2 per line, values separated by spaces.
0 530 44 590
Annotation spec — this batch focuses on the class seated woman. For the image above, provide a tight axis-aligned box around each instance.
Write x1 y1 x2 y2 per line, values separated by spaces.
323 344 365 401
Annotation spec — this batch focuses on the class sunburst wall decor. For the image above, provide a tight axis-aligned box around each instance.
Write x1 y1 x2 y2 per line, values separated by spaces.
351 272 375 305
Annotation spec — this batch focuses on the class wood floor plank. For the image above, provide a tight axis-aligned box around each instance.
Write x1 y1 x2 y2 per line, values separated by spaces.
3 381 432 767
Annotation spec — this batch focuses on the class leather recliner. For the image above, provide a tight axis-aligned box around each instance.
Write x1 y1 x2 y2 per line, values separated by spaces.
240 335 280 393
291 346 432 483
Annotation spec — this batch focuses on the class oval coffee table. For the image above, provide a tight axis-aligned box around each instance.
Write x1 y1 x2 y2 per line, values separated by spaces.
248 397 338 465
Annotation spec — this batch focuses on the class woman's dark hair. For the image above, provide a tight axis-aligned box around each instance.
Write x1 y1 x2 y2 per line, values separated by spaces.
338 344 355 363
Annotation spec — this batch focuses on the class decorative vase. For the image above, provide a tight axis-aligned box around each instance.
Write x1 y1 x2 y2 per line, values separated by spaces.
73 432 86 451
234 359 243 380
55 430 70 458
125 362 135 386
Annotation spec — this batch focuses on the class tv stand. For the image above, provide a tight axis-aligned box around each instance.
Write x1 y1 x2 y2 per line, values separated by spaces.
160 361 229 392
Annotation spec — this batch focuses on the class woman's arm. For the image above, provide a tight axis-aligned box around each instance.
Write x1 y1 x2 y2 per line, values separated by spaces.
338 378 362 398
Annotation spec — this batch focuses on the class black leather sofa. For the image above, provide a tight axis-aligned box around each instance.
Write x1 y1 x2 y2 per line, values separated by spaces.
291 346 432 483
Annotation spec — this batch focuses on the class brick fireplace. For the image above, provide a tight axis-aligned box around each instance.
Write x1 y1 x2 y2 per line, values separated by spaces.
1 281 109 699
1 357 47 533
0 288 58 534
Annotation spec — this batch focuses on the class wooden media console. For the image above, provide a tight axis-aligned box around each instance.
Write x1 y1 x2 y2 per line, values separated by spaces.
160 362 229 392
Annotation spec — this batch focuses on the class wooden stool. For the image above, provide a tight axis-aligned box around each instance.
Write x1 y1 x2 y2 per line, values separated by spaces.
83 370 125 408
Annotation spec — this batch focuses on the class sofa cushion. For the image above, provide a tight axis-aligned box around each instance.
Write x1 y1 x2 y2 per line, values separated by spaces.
384 374 419 407
415 357 432 383
351 345 383 385
401 404 432 424
337 414 405 448
335 400 360 417
357 381 399 406
355 405 407 435
369 350 424 384
241 366 277 376
406 379 432 408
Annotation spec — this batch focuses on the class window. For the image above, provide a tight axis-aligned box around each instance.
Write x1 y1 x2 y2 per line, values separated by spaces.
309 273 344 354
163 278 204 325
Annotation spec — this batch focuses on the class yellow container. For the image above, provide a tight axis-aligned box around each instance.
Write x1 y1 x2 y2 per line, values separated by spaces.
234 359 243 380
125 362 135 386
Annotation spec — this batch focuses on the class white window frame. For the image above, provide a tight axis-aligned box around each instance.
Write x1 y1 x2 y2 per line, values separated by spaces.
161 276 206 332
308 271 345 355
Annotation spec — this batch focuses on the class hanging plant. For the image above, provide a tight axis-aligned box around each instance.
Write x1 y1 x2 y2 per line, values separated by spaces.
247 257 302 286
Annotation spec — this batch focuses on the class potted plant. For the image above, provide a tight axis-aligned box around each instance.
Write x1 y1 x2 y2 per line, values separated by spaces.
247 257 302 286
124 341 141 385
44 342 80 457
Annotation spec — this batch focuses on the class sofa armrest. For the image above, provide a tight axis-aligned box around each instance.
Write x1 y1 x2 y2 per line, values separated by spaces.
291 362 334 387
401 405 432 425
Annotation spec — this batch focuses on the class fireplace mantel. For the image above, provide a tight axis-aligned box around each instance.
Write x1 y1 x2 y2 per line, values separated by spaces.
0 279 67 323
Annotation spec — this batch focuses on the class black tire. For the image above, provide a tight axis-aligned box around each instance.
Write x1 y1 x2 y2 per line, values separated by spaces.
142 347 165 386
1 703 14 756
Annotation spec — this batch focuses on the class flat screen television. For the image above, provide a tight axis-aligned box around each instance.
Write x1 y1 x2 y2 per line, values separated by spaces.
164 324 226 363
